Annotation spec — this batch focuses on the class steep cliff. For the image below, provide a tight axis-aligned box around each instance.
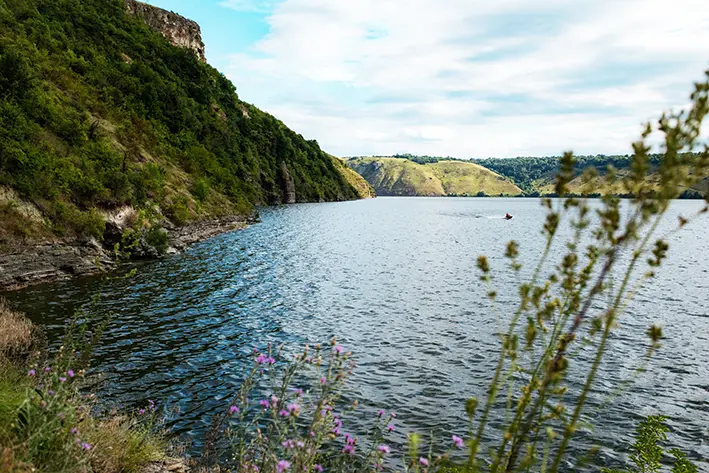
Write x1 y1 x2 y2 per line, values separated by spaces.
124 0 206 62
0 0 370 288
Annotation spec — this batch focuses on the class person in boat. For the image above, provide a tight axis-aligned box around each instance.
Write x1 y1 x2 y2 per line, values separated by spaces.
505 213 513 220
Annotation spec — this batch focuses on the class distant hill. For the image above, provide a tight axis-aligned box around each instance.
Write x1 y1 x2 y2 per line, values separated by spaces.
0 0 369 245
347 157 522 197
359 154 708 198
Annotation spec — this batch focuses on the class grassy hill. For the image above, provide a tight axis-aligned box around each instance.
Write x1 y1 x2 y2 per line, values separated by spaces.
348 157 522 196
0 0 369 246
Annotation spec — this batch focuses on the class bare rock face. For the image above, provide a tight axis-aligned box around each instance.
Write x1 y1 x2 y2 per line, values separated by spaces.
125 0 206 62
280 162 297 204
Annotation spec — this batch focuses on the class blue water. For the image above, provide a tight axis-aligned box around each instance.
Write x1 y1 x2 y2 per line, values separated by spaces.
4 197 709 469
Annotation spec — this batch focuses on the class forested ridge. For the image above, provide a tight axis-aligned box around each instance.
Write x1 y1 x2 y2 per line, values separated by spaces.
354 153 707 197
0 0 364 243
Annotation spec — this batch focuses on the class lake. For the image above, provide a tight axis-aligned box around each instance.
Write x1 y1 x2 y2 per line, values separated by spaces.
4 197 709 468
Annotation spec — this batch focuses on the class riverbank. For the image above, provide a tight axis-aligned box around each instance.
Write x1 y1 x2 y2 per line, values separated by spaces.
0 214 255 292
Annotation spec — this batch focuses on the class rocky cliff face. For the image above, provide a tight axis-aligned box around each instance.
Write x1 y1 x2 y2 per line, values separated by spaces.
125 0 206 62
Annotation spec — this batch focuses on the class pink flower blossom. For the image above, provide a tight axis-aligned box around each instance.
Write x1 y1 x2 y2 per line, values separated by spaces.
81 442 92 451
259 399 270 409
386 424 395 432
452 435 464 448
67 369 75 378
342 445 355 455
314 465 323 473
334 345 344 354
229 405 240 415
27 369 36 377
276 460 291 473
377 409 385 417
377 445 390 454
279 409 290 417
419 458 428 466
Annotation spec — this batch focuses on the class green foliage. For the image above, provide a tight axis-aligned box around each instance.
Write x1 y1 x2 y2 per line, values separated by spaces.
0 304 164 473
0 0 360 239
601 416 697 473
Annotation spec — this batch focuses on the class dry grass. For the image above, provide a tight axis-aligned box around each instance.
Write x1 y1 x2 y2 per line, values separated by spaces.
0 299 33 360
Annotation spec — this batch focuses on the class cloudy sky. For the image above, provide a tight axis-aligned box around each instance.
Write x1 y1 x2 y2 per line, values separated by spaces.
146 0 708 158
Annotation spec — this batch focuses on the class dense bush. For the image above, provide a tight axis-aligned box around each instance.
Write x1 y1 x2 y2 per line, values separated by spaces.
0 0 359 239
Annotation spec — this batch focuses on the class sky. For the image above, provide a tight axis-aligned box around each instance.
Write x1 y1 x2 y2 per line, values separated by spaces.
143 0 709 159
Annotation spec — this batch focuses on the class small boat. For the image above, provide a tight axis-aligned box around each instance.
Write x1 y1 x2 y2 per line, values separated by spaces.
505 213 513 220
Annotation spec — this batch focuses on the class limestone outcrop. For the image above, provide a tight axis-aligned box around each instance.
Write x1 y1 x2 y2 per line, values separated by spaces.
125 0 206 62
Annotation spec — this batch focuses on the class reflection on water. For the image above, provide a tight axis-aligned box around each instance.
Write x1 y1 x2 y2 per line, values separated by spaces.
4 197 709 466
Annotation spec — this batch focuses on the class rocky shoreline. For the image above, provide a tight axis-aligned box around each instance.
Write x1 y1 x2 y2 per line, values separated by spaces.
0 215 255 291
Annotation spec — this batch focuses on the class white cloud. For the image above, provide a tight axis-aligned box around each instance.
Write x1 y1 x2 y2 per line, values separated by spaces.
224 0 709 157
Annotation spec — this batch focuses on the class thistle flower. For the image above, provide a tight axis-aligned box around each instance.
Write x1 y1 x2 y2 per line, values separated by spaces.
452 435 464 448
314 465 323 472
279 409 290 417
229 405 240 415
287 403 300 415
259 399 270 409
139 408 146 415
342 445 355 454
419 458 429 466
334 345 344 354
27 369 36 377
276 460 291 473
377 445 390 454
44 367 51 373
378 409 385 417
67 369 75 378
320 377 327 385
70 427 79 435
59 377 67 383
81 442 92 451
386 424 395 432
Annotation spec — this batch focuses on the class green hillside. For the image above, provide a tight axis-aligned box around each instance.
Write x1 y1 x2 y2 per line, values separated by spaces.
380 154 707 198
0 0 367 244
348 157 522 196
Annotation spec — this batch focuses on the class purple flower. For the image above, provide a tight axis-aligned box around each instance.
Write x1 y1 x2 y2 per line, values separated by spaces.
309 431 315 437
48 390 55 396
265 357 275 364
276 460 291 473
377 409 385 417
70 427 79 435
56 412 65 420
314 465 323 473
334 345 344 354
229 405 240 415
27 369 36 377
281 439 295 449
419 458 429 466
81 442 92 451
342 445 355 455
331 427 340 436
320 377 327 385
287 403 300 415
259 399 270 409
296 440 305 448
67 369 75 378
59 377 67 383
390 412 397 418
344 433 356 445
377 445 390 454
44 367 51 373
294 388 303 396
386 424 395 432
148 399 156 411
279 409 290 417
270 395 279 407
256 354 267 364
139 409 146 415
452 435 464 448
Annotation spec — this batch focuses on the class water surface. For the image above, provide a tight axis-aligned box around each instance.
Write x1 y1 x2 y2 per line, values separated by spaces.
5 197 709 467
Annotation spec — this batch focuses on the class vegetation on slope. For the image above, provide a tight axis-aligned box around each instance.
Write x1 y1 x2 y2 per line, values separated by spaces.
348 157 521 196
374 154 708 198
0 0 365 244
